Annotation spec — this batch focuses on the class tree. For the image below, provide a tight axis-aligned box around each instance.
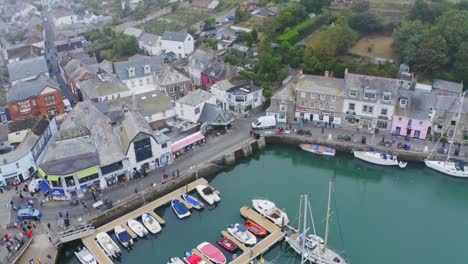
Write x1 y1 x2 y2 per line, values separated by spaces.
351 0 370 12
454 41 468 85
113 34 139 58
301 0 331 13
349 12 384 35
409 0 438 22
234 7 251 24
412 33 448 75
435 10 468 59
393 20 430 64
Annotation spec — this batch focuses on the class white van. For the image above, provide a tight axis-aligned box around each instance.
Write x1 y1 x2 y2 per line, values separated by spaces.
29 179 42 193
63 99 72 112
252 116 276 129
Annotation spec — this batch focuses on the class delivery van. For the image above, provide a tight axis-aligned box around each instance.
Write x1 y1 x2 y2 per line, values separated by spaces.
251 116 276 129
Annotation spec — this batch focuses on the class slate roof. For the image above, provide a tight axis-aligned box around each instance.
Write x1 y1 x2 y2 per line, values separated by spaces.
162 31 189 42
139 33 161 45
114 54 163 81
295 75 345 95
6 45 42 61
80 74 129 100
7 75 59 103
157 64 190 86
120 111 153 153
198 103 234 125
432 79 463 95
395 90 438 120
105 90 173 119
202 62 233 80
63 58 99 81
344 73 400 103
176 89 213 107
7 56 48 83
189 49 215 71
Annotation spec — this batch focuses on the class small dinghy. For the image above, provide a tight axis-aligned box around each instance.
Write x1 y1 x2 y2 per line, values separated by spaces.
74 246 97 264
141 212 162 234
196 184 220 206
299 144 336 156
167 257 185 264
184 251 206 264
96 232 121 259
114 225 134 248
227 223 257 245
172 199 191 219
244 219 267 237
182 193 204 210
127 219 148 238
197 242 226 264
216 236 237 252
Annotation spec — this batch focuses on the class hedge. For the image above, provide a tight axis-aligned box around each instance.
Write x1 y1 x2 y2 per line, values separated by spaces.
276 13 334 44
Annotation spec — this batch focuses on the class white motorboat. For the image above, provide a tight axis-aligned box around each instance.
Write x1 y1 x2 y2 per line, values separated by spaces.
141 212 162 234
127 219 148 238
114 225 134 248
167 257 185 264
424 160 468 178
196 184 220 206
172 199 191 219
96 232 121 259
74 246 97 264
252 199 289 227
299 144 336 156
227 223 257 245
285 183 348 264
353 151 407 168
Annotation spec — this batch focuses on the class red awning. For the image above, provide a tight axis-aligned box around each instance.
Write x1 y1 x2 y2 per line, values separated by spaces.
171 132 205 152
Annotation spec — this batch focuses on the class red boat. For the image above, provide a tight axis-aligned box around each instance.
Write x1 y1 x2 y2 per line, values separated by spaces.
244 219 267 237
216 236 238 252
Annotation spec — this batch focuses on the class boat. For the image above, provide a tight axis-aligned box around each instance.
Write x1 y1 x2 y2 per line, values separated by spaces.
196 184 221 205
227 223 257 245
252 199 289 227
142 212 162 234
95 232 121 259
244 219 267 237
299 144 336 156
196 242 227 264
167 257 185 264
127 219 148 238
353 151 407 168
285 182 348 264
184 251 206 264
425 92 468 178
182 193 204 210
114 225 134 248
74 246 97 264
216 236 238 252
172 199 191 219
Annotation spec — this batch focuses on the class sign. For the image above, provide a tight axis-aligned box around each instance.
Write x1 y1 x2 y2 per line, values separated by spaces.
298 107 308 112
50 188 65 197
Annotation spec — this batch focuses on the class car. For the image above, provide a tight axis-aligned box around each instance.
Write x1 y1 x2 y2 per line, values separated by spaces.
214 22 223 27
18 208 41 221
220 18 229 23
251 10 261 15
203 25 216 31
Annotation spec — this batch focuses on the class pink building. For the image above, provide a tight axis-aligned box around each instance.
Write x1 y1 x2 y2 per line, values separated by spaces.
391 116 431 139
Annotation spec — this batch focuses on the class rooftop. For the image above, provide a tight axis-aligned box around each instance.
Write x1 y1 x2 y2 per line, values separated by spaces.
176 89 213 107
7 56 48 83
120 111 153 153
139 33 161 45
295 75 345 95
6 44 43 61
7 75 59 103
80 74 129 99
189 49 215 71
106 90 174 119
432 79 463 95
162 31 190 42
157 64 190 86
198 103 234 125
114 54 163 81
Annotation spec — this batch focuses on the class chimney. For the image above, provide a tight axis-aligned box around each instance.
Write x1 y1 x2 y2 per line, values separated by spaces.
324 71 329 78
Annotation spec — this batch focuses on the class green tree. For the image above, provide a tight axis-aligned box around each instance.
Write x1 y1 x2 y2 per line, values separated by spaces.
412 33 448 75
393 20 430 64
435 10 468 59
454 41 468 86
351 0 370 12
349 12 384 35
301 0 331 13
234 7 251 24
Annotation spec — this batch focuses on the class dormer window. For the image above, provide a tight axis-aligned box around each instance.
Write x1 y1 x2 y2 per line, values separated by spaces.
382 92 392 102
349 89 357 97
364 90 376 100
399 98 407 108
144 64 151 74
128 67 135 77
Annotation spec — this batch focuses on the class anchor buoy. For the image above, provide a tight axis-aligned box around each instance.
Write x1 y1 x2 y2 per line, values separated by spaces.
232 254 237 259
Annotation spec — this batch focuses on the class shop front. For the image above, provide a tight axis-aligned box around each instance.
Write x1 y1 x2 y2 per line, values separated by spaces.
172 132 206 159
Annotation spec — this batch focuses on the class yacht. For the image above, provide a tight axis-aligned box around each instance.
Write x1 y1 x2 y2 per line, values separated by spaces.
95 232 121 259
114 225 134 248
127 219 148 238
252 199 289 227
142 212 162 234
74 246 97 264
196 184 221 205
353 151 407 168
227 223 257 245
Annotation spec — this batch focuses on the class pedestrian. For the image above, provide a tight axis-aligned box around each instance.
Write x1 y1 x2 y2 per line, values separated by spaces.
19 193 24 199
172 171 175 178
47 254 52 259
29 259 34 264
36 258 41 264
65 211 69 219
6 245 11 253
9 200 13 208
177 169 180 177
30 191 34 197
15 186 18 194
58 211 62 218
321 127 325 134
82 201 87 209
0 188 3 194
32 221 36 229
47 223 51 230
46 232 51 242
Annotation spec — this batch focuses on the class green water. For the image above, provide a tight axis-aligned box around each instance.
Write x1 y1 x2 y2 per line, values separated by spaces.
59 144 468 263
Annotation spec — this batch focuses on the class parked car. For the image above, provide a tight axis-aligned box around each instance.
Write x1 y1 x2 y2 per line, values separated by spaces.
227 15 235 21
18 208 41 221
203 25 216 31
251 10 261 15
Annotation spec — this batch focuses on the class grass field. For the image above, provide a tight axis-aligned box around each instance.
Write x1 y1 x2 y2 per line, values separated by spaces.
349 35 399 61
143 7 209 35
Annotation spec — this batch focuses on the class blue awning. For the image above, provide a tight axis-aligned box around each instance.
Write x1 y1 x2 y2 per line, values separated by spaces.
50 188 65 197
38 180 50 193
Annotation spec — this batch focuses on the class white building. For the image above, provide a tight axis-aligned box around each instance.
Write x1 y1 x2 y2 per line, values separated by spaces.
121 0 143 10
139 33 162 56
211 79 264 115
52 9 79 26
175 89 216 123
80 74 132 102
114 54 164 94
161 31 194 59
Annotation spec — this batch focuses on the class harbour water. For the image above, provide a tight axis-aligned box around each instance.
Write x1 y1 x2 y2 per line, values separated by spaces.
59 144 468 263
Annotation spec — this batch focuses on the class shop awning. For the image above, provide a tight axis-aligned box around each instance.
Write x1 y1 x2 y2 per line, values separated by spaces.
76 166 100 179
38 180 50 193
38 167 46 177
47 175 60 181
50 188 64 197
171 132 205 152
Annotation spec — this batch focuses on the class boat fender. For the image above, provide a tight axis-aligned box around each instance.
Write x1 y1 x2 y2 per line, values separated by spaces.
233 254 237 259
184 251 192 258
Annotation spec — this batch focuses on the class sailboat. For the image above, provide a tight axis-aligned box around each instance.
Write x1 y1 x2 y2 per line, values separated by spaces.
285 181 348 264
425 92 468 178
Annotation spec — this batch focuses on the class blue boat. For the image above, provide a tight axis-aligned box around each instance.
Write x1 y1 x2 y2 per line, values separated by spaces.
114 225 133 248
182 193 204 210
171 199 191 219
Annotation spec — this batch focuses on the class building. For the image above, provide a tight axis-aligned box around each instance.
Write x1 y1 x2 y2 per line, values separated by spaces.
7 56 49 85
342 72 400 131
156 64 191 100
121 0 143 11
123 27 143 39
188 49 215 86
201 62 236 89
211 78 264 115
161 31 194 59
52 8 79 26
114 54 164 94
294 74 345 126
0 88 11 123
139 33 162 56
175 89 216 123
0 117 57 186
432 79 463 96
7 76 64 121
266 80 296 123
230 43 251 58
4 44 43 64
62 57 99 100
80 74 131 102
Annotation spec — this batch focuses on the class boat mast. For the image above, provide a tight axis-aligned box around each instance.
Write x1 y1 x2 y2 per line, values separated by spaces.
323 180 332 253
446 92 465 161
301 194 308 264
370 100 381 146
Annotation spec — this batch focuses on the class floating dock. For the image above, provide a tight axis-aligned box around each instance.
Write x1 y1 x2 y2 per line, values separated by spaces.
81 178 212 264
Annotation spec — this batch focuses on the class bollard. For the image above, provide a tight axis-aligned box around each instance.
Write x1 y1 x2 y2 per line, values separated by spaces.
328 134 332 140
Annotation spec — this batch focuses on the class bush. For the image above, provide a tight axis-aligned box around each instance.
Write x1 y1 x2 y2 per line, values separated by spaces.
277 13 333 44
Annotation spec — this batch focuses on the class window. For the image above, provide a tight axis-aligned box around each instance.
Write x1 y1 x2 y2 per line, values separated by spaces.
146 78 151 84
131 81 135 87
382 92 391 102
364 92 376 100
381 108 388 116
331 95 336 101
311 93 316 99
408 119 413 126
398 117 403 121
349 89 357 97
279 112 286 120
419 121 424 125
300 101 305 107
310 102 315 109
451 120 456 126
329 105 335 111
319 103 324 110
363 105 373 113
31 99 36 106
180 109 184 116
301 92 306 98
319 94 326 100
161 143 167 149
18 101 31 113
280 104 287 112
349 103 355 111
139 79 143 86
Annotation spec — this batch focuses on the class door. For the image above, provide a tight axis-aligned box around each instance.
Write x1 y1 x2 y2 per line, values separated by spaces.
406 128 412 136
414 130 421 138
396 127 401 135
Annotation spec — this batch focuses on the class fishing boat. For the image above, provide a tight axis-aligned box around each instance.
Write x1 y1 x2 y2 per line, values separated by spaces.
127 219 148 238
425 92 468 178
244 219 267 237
299 144 336 156
167 257 185 264
196 184 221 205
74 246 97 264
184 251 206 264
142 212 162 234
182 193 204 210
353 151 407 168
227 223 257 245
285 182 348 264
252 199 289 227
172 199 191 219
95 232 121 259
114 225 134 248
216 236 238 252
197 242 227 264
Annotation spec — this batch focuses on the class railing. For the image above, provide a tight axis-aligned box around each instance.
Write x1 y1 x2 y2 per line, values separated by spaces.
56 224 95 245
0 237 32 264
